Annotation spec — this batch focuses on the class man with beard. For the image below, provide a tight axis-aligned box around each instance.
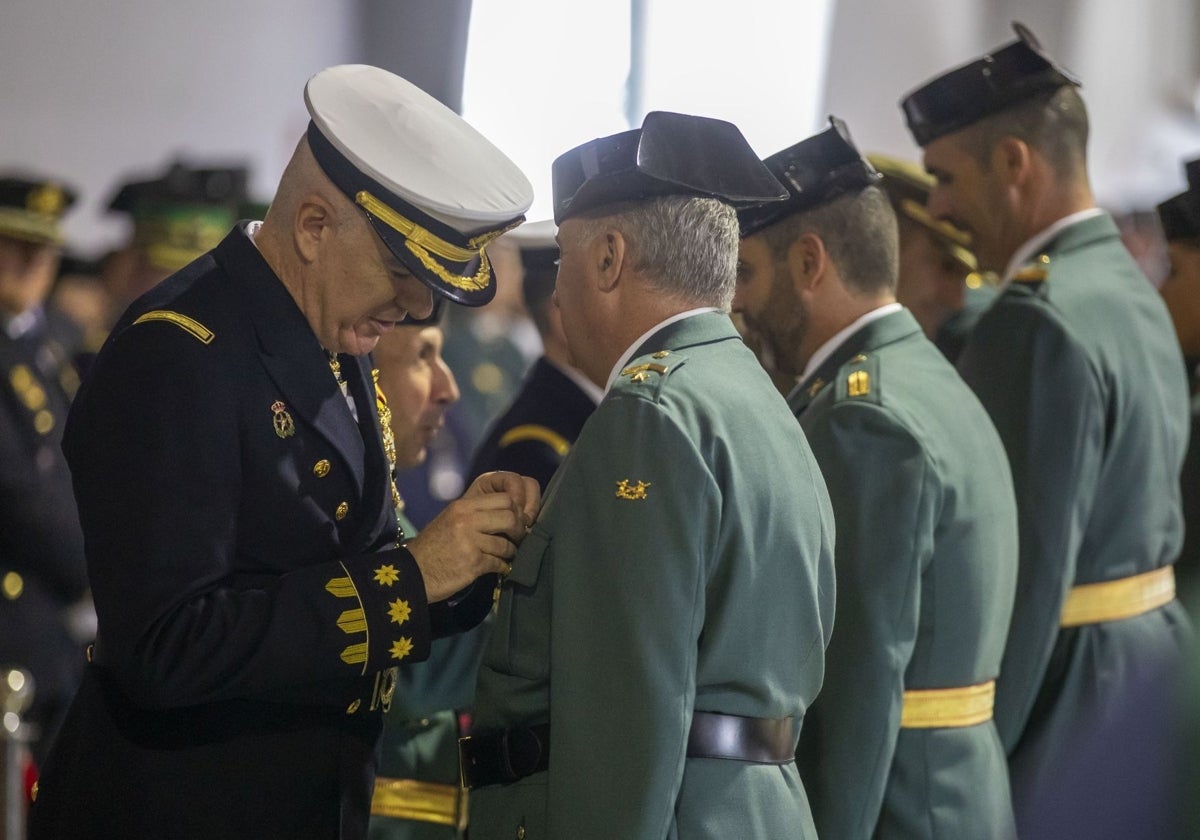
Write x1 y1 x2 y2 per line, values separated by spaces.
734 117 1018 839
902 23 1191 837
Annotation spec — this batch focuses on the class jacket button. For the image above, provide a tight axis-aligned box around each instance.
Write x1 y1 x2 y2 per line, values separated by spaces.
313 459 331 478
2 572 23 600
336 502 349 520
516 826 526 839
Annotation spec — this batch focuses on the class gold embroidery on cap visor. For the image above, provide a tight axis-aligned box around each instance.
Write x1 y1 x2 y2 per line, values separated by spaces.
354 190 522 294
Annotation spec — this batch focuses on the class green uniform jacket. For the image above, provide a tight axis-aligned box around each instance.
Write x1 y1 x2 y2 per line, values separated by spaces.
955 213 1193 831
470 312 836 840
790 308 1018 839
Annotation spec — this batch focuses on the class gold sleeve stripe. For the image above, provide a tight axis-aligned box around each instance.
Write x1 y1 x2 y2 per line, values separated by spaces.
339 642 368 665
132 310 215 344
498 424 570 457
1060 566 1175 627
900 680 995 728
325 577 357 598
336 608 367 635
329 562 370 675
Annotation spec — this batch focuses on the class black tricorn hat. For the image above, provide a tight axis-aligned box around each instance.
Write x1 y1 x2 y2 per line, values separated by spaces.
900 22 1081 147
551 111 788 225
738 116 881 238
1157 158 1200 242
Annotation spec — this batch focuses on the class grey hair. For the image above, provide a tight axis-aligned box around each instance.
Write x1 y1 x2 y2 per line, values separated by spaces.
576 195 741 309
762 185 899 296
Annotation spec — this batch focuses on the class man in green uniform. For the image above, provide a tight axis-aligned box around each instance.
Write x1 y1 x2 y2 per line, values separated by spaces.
461 111 837 839
734 118 1018 838
866 153 997 362
1157 159 1200 608
902 23 1192 837
369 315 480 838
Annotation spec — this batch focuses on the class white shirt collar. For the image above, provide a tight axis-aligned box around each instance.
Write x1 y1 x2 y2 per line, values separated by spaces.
605 307 720 395
547 356 605 405
1001 208 1104 286
799 302 903 384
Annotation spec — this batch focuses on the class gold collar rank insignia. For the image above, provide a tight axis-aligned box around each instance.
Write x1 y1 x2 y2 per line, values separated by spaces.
271 400 295 438
621 362 669 383
615 479 651 500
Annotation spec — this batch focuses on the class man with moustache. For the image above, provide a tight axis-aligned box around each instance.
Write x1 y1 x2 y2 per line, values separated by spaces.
902 24 1191 837
29 65 538 839
734 117 1018 839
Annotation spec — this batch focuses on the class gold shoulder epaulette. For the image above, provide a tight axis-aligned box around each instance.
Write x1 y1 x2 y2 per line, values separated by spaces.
835 352 880 404
1012 254 1051 284
132 310 215 344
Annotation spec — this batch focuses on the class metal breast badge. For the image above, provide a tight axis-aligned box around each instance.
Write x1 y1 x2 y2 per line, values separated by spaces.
271 400 295 439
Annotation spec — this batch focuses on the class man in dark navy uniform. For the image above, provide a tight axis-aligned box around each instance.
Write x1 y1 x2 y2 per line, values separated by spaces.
903 24 1191 838
0 174 93 767
468 219 600 491
29 65 539 840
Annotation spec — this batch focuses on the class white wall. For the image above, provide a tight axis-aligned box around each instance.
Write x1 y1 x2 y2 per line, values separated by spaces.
2 0 360 255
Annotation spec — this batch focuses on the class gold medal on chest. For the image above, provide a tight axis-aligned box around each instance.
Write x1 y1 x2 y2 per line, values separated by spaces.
271 400 296 439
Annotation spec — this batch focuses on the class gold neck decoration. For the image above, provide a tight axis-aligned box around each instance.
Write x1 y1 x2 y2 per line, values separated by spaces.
373 369 405 545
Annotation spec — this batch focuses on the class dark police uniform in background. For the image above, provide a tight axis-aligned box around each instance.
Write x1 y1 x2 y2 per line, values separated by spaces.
740 123 1018 838
469 220 599 491
464 113 836 840
0 176 91 765
903 26 1192 837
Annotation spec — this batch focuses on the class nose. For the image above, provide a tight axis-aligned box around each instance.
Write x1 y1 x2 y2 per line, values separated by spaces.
433 356 460 405
925 186 951 222
398 277 435 321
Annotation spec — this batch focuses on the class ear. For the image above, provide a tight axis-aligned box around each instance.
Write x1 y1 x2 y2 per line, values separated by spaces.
992 136 1032 187
786 232 826 295
294 194 335 263
593 228 626 293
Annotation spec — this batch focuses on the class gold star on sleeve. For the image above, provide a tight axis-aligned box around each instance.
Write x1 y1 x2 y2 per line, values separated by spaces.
389 637 414 661
373 564 400 587
387 598 412 625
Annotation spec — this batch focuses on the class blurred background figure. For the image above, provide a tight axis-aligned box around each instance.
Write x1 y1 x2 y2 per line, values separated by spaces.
868 153 996 362
100 159 252 322
0 174 94 769
48 252 113 377
369 312 477 840
397 233 539 527
1157 156 1200 609
468 220 600 491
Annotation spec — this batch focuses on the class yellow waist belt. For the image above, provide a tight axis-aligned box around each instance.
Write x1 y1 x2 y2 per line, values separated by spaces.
371 777 466 829
1060 566 1176 628
901 680 995 729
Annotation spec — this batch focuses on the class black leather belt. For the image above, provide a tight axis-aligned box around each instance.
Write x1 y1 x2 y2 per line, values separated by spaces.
459 712 795 790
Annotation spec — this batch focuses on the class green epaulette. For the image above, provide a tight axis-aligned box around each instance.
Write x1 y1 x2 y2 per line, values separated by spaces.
612 348 687 402
833 352 882 405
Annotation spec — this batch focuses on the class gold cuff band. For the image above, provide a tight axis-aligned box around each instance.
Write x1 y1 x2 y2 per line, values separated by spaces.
901 680 995 729
371 777 466 828
1060 566 1175 628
